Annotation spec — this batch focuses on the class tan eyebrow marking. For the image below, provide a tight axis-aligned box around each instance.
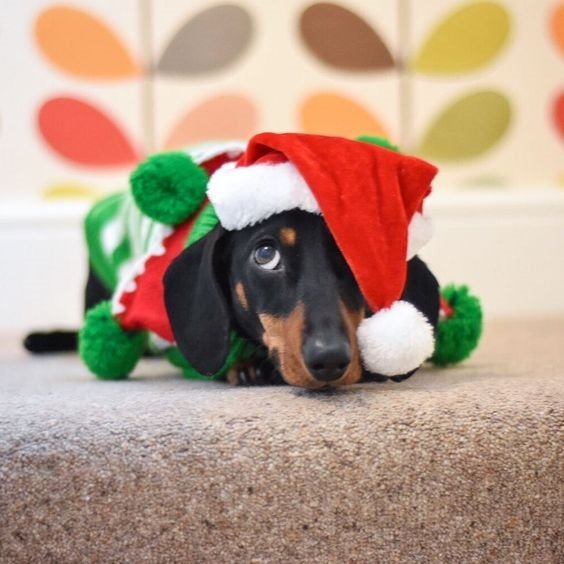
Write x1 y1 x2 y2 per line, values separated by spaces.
279 227 297 246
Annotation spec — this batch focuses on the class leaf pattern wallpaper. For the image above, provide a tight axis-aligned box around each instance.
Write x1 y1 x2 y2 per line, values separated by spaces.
0 0 562 199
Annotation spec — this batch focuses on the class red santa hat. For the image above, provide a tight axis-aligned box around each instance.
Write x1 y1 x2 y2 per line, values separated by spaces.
207 132 438 376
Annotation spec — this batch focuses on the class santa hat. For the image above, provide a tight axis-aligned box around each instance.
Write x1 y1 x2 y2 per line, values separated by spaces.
207 132 439 377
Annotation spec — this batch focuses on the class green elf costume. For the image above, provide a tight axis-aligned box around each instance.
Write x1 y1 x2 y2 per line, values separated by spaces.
79 135 482 381
80 140 258 380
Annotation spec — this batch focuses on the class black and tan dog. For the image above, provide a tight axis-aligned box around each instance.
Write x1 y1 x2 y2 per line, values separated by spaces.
165 209 439 389
26 208 439 389
26 133 450 389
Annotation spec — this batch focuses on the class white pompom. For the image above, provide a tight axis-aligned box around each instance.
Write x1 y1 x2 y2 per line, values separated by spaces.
357 301 435 377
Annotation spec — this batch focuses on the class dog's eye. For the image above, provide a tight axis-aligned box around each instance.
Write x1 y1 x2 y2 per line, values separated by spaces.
253 245 281 270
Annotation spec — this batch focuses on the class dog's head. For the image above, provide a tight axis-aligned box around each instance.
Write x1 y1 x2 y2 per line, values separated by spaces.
164 209 366 389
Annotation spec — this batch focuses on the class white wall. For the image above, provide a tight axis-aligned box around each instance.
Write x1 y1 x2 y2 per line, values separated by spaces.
2 189 564 333
421 189 564 320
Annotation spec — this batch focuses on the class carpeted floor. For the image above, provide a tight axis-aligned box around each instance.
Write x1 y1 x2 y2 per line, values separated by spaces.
1 320 563 563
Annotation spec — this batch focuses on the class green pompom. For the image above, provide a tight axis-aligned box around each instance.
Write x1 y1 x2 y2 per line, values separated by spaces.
431 285 483 366
165 332 256 380
79 301 146 380
130 151 208 225
356 135 400 152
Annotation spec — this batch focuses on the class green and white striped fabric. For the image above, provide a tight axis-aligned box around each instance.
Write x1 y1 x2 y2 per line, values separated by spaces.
84 191 166 293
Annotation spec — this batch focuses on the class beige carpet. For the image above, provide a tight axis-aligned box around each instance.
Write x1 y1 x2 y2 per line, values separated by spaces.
1 320 563 563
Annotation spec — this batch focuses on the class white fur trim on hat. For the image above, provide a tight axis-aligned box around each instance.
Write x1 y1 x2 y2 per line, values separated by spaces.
207 161 321 230
407 212 433 260
357 301 435 376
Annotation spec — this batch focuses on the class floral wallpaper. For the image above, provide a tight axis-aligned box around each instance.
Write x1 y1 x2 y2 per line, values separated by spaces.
0 0 562 198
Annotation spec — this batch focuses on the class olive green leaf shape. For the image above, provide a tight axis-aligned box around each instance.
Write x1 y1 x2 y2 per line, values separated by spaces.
299 2 394 71
157 4 253 75
412 1 510 75
417 90 511 161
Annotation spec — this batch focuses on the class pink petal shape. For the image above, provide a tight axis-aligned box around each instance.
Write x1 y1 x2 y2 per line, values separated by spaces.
38 96 140 166
164 94 258 148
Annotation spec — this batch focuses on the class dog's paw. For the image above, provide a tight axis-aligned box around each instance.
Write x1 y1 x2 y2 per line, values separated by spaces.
361 370 389 383
227 361 284 386
361 367 418 383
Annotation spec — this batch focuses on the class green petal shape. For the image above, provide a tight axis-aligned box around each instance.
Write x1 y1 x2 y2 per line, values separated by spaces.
412 1 510 75
417 90 511 161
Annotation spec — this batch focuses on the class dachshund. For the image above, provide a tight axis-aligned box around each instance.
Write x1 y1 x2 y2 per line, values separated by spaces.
24 199 440 389
24 208 439 389
164 208 440 389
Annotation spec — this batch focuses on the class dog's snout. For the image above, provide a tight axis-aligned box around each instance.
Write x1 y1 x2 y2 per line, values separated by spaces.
303 338 351 382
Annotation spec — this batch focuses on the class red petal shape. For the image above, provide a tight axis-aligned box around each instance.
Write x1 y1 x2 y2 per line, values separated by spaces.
38 96 139 166
553 91 564 140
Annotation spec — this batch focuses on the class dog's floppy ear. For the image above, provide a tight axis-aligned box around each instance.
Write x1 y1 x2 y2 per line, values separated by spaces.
164 226 231 375
401 256 440 330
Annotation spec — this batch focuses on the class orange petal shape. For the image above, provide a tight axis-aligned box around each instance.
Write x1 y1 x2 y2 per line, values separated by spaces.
164 94 258 148
38 97 140 167
553 91 564 140
300 92 389 139
35 6 139 79
550 3 564 55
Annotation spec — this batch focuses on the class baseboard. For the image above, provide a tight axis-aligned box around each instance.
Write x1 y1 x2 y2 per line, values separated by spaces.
1 190 564 332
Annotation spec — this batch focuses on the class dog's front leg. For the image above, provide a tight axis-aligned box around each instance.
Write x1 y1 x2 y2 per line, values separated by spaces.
226 357 285 386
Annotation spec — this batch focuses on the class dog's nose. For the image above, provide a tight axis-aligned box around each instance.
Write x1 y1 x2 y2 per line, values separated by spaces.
303 338 351 382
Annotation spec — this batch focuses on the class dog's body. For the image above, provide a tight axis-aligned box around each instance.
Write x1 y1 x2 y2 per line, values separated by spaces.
25 133 445 389
77 201 439 388
25 135 483 387
27 201 440 389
